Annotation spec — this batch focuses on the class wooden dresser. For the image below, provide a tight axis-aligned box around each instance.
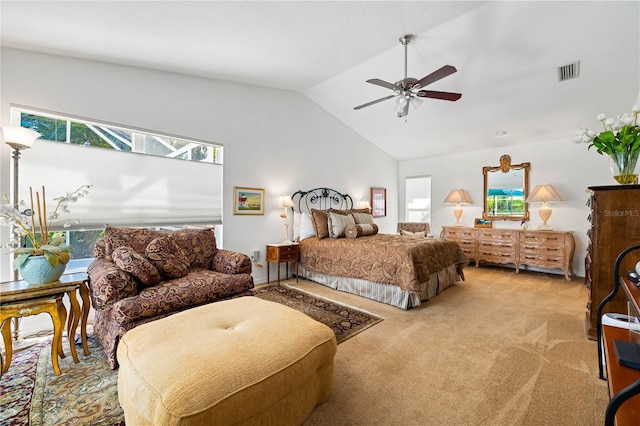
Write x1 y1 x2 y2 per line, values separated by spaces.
441 226 575 280
585 185 640 339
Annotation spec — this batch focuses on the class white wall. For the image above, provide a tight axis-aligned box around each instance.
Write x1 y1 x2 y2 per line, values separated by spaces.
0 47 399 285
400 138 624 277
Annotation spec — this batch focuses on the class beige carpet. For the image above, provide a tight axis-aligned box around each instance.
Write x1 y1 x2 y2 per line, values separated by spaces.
285 266 609 426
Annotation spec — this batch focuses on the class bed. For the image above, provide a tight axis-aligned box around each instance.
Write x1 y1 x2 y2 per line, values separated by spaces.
291 187 468 309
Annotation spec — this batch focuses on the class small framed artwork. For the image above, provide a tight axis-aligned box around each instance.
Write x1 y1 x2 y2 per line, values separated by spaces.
233 186 265 215
474 218 493 228
371 187 386 218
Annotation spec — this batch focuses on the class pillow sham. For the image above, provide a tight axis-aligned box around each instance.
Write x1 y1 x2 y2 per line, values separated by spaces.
311 209 330 240
327 211 356 239
145 237 190 279
400 229 426 237
345 223 379 239
351 212 374 225
112 246 162 286
299 212 315 240
293 211 302 240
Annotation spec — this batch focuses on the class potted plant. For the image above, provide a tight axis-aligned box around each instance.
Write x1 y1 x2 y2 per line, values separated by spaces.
573 105 640 184
1 185 91 283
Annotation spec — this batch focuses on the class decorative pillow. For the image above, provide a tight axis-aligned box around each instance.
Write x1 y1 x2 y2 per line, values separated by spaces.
352 212 374 225
327 211 356 239
104 225 164 257
299 212 315 240
328 208 370 216
400 229 426 237
112 246 162 286
293 211 302 240
311 209 330 240
169 228 217 268
345 223 379 239
145 237 190 279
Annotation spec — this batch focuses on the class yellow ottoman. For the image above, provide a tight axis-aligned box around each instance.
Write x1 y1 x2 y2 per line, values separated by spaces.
116 296 337 426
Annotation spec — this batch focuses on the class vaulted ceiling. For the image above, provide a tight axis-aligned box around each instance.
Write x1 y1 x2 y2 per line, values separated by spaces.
2 1 638 161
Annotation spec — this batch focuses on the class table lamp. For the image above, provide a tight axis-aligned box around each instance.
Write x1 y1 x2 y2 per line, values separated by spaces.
526 184 563 230
279 195 294 242
443 189 472 226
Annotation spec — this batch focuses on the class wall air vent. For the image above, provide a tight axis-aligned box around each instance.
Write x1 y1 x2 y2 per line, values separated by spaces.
557 61 580 82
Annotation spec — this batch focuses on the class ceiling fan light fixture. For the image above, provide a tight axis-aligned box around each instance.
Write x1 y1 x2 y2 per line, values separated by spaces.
353 34 462 118
410 97 423 109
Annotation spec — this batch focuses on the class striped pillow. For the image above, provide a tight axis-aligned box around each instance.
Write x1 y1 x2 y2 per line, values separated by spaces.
351 212 374 224
345 223 379 239
327 211 356 239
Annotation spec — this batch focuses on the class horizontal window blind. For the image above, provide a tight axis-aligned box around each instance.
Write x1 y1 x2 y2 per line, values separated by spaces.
19 140 222 230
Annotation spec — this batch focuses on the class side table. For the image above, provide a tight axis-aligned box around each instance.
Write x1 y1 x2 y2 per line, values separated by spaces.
0 273 90 375
266 243 300 285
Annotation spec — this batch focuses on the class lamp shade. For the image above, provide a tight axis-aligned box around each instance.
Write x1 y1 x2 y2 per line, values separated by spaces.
1 125 40 148
526 185 563 203
358 199 371 210
279 195 294 208
443 189 472 205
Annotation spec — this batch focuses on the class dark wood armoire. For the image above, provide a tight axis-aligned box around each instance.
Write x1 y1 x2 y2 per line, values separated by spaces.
585 185 640 339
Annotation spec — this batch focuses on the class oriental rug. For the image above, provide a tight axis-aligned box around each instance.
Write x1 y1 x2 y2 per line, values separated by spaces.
0 288 381 425
253 283 384 344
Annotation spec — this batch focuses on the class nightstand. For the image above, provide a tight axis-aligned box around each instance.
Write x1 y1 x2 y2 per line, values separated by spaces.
266 243 300 285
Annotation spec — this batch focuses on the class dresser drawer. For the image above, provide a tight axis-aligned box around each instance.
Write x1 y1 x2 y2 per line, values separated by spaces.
478 252 516 264
443 228 476 241
519 253 564 269
478 230 516 243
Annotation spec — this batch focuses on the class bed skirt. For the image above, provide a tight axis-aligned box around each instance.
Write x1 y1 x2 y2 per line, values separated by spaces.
298 263 463 310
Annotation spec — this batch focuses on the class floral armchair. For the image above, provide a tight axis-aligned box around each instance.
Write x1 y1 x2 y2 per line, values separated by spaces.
87 225 254 369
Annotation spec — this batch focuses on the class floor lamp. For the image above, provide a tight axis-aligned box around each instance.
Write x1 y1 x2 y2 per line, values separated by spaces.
2 125 41 344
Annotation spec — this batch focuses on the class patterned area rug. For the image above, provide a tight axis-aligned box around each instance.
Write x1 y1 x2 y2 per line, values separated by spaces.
0 288 381 425
0 335 123 426
253 284 383 344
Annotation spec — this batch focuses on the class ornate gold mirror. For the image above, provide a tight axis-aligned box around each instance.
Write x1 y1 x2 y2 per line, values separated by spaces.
482 155 530 221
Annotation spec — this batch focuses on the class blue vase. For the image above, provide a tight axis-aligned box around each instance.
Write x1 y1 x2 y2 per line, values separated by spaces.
18 255 66 284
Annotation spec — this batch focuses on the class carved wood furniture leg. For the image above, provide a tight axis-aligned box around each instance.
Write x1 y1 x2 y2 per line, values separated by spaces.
1 317 13 373
57 302 67 359
66 289 81 363
48 297 64 375
79 281 90 355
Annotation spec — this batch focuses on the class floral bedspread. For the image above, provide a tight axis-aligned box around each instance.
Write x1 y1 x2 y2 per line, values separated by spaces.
300 234 467 293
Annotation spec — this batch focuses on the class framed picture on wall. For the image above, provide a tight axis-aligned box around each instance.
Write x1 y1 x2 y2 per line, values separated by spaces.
233 186 265 215
371 187 386 218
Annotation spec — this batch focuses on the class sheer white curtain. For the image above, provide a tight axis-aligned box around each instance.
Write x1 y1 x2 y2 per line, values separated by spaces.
19 140 222 231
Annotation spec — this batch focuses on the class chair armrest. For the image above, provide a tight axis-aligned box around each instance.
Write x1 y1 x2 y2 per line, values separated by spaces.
87 259 137 310
211 249 252 275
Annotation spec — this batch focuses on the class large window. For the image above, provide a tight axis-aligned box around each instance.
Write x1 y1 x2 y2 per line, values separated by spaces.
405 176 431 223
10 107 223 272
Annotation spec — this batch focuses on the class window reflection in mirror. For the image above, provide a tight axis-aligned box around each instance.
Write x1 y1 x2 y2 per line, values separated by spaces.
483 155 530 221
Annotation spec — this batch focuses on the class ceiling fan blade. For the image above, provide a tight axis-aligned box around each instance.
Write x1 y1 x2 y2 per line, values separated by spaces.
416 90 462 102
366 78 397 90
414 65 457 88
354 94 396 110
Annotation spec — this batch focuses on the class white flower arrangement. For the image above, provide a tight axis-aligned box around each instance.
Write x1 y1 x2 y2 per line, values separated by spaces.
0 185 91 269
573 105 640 156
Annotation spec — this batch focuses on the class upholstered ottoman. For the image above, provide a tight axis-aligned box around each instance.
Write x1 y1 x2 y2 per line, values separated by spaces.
116 296 337 426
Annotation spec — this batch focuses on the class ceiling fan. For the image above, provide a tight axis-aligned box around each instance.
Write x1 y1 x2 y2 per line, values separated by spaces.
354 34 462 118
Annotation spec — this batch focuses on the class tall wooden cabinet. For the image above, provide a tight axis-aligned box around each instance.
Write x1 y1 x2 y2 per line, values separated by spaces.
585 185 640 339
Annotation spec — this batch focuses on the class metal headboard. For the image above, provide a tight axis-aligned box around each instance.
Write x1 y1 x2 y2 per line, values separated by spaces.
291 187 353 214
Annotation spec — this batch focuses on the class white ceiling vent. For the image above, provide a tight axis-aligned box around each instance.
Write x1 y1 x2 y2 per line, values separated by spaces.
557 61 580 82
